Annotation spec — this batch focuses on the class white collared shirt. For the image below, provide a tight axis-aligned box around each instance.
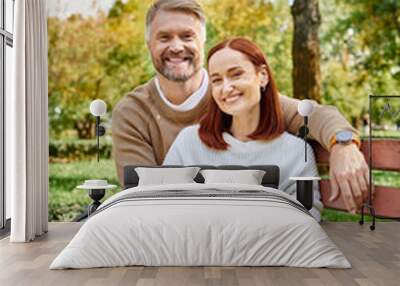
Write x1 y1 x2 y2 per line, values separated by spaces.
155 69 209 112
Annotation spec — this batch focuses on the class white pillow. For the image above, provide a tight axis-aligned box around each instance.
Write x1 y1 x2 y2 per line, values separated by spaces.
135 167 200 186
200 169 266 185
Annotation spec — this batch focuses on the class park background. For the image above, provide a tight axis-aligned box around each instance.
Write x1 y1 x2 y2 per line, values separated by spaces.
47 0 400 221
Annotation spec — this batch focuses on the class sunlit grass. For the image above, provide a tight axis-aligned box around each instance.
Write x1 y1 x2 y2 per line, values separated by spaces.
49 159 122 221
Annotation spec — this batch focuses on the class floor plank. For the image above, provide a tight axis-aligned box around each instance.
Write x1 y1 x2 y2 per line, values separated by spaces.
0 222 399 286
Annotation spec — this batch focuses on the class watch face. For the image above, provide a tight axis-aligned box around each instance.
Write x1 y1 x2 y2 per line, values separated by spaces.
336 131 353 142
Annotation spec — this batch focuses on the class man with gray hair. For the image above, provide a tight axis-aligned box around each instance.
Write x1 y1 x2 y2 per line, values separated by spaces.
112 0 369 214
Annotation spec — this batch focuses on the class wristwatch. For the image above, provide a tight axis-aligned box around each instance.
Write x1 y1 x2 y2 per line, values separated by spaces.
329 131 361 150
335 130 354 145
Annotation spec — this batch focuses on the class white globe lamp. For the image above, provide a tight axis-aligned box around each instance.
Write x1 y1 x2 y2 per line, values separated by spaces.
297 99 314 162
89 99 107 162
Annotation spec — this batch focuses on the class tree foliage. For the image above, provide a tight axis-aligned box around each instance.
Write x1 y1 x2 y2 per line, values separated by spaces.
338 0 400 79
48 14 112 138
203 0 293 97
320 0 400 127
48 0 399 137
48 0 152 138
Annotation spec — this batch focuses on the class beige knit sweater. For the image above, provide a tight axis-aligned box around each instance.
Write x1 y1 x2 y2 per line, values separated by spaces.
112 78 357 185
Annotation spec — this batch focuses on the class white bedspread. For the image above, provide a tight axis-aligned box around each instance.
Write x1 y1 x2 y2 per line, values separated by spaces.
50 183 351 269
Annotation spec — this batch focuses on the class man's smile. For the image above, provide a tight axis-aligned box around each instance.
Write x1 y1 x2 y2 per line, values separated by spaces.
163 55 193 66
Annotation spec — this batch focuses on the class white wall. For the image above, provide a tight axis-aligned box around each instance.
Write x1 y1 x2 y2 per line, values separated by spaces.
5 44 13 220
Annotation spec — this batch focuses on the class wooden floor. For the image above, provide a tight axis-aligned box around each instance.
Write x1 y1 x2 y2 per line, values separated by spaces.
0 222 399 286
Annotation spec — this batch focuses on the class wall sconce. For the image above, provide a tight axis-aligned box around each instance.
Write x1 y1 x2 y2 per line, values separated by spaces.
75 99 115 219
297 99 314 162
291 100 320 211
89 99 107 162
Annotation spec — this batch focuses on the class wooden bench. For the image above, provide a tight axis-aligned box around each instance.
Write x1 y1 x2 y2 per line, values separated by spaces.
311 139 400 218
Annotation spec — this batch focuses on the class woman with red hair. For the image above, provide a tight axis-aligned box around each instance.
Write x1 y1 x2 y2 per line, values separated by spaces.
163 37 322 220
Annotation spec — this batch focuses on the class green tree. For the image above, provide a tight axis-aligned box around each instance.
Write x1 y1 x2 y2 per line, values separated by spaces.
319 0 400 128
48 15 113 138
48 1 153 139
339 0 400 80
204 0 294 97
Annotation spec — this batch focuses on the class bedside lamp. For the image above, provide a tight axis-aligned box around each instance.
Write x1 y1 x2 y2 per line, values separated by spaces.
89 99 107 162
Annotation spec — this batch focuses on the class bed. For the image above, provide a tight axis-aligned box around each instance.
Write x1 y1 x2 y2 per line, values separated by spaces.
50 165 350 269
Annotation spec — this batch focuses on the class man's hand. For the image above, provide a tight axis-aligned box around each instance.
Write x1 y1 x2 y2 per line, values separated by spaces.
329 143 370 214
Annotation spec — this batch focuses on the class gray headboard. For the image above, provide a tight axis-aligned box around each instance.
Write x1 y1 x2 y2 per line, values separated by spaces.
123 165 280 189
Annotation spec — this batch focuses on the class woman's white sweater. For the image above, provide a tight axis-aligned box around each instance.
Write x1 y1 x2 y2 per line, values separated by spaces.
163 125 323 220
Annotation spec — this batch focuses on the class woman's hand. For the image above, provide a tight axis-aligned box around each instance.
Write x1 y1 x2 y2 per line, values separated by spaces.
328 143 370 214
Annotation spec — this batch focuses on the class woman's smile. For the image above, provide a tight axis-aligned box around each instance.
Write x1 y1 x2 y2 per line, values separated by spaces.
223 93 243 104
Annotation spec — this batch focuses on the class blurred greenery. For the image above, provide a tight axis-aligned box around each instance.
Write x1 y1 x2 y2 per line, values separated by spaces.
322 209 388 222
49 137 113 162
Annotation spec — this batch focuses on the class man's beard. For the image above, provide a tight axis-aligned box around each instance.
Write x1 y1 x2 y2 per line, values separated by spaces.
154 51 201 82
